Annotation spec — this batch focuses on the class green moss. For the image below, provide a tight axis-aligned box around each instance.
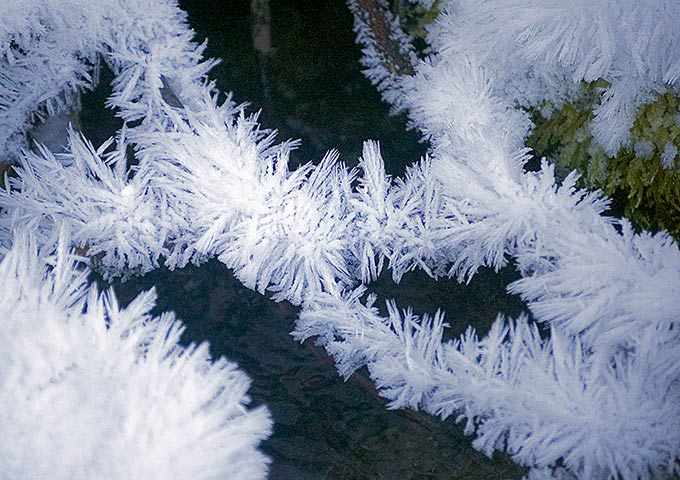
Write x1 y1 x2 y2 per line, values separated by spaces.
398 2 442 41
527 84 680 239
389 1 443 56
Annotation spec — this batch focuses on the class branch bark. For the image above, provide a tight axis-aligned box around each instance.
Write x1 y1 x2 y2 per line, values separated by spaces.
355 0 414 76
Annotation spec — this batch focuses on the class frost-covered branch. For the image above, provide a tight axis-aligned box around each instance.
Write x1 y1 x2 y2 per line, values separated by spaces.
356 6 680 352
294 290 680 480
347 0 417 112
0 0 215 160
346 1 680 477
1 0 679 478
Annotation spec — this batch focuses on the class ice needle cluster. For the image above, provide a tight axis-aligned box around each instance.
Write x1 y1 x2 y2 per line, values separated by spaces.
0 0 678 478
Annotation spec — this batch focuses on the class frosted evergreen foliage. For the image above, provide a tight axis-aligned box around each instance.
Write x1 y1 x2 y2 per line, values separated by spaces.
0 232 272 480
1 0 679 478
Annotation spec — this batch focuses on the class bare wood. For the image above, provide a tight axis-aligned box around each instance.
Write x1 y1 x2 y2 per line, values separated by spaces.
355 0 414 76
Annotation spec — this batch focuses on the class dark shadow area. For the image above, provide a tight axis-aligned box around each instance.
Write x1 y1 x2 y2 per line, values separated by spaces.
78 61 123 148
103 260 526 480
368 265 528 341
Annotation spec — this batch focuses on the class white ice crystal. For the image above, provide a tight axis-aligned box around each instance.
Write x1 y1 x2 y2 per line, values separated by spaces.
343 1 680 478
427 0 680 155
2 0 680 478
661 142 678 169
0 232 272 480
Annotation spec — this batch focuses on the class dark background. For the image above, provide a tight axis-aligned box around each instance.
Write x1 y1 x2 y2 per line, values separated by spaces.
177 0 425 173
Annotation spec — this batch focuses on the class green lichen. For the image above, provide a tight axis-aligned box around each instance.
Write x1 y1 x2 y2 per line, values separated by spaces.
527 83 680 239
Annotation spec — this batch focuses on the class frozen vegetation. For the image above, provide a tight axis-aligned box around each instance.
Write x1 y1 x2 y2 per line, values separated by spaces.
0 0 678 478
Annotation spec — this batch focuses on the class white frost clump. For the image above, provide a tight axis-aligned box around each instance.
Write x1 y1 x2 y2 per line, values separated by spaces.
661 142 678 169
396 0 680 156
0 0 215 161
1 130 171 280
0 233 272 480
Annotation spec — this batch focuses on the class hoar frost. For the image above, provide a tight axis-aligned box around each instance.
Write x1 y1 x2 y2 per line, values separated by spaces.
1 0 679 479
